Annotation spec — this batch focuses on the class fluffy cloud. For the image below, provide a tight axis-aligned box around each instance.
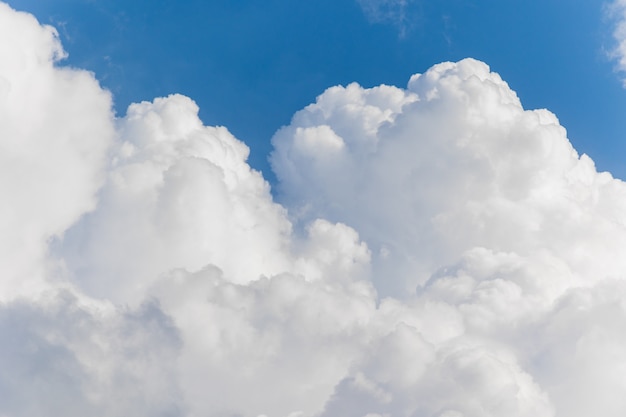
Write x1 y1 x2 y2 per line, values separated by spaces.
272 58 626 415
4 2 626 417
272 58 626 298
0 2 114 300
0 292 183 417
58 93 295 303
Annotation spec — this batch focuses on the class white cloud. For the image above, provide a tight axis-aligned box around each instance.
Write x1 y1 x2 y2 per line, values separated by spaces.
272 58 626 415
58 93 295 303
0 2 114 301
608 0 626 85
4 2 626 417
272 58 626 299
0 292 184 417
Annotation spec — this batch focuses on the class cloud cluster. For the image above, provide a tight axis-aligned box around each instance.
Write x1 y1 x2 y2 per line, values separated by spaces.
271 58 626 416
3 2 626 416
272 59 626 298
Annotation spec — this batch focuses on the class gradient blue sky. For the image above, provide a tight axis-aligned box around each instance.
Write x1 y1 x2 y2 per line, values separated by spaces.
8 0 626 180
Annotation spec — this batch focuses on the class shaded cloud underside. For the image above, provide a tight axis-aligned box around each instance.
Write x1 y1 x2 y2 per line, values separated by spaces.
3 2 626 417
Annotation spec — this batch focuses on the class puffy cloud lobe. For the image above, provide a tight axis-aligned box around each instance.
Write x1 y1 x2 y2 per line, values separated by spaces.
59 93 295 303
4 2 626 416
0 2 114 300
148 265 376 417
272 58 626 298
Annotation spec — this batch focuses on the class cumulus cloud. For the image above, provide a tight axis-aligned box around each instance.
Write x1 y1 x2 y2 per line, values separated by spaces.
272 58 626 415
58 93 295 303
0 2 114 300
4 2 626 417
272 59 626 298
0 292 183 417
608 0 626 85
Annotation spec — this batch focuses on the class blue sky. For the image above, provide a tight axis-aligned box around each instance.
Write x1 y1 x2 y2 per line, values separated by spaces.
7 0 626 180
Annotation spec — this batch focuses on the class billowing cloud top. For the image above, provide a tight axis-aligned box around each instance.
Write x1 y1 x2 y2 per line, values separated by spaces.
3 2 626 417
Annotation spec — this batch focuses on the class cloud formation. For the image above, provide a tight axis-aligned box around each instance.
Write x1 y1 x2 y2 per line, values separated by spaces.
271 58 626 416
3 2 626 417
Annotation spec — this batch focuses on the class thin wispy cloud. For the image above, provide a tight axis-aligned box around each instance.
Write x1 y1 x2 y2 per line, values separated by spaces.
356 0 417 36
608 0 626 85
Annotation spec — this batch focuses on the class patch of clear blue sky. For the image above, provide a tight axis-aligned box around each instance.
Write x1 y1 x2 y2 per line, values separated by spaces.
7 0 626 181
